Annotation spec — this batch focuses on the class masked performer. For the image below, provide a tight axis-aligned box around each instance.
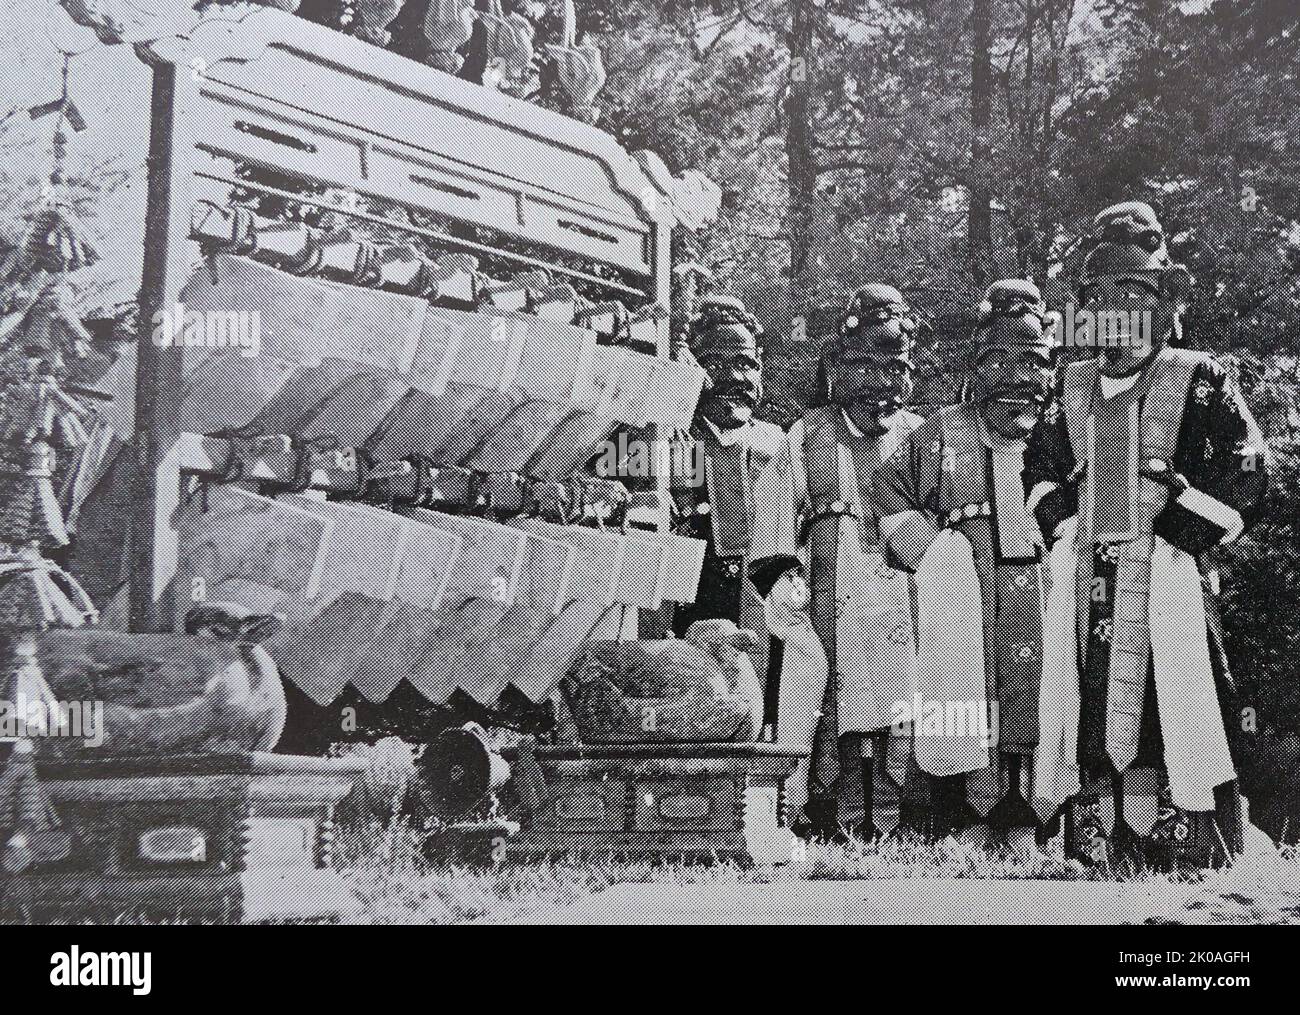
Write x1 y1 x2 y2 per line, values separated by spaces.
663 296 784 647
1024 202 1270 869
875 280 1055 846
751 285 926 837
592 297 782 671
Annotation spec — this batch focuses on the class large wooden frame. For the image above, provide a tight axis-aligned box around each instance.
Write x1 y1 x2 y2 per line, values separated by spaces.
111 6 687 631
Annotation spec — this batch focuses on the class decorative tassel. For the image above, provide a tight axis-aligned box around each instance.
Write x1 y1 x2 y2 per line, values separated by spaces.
0 638 70 873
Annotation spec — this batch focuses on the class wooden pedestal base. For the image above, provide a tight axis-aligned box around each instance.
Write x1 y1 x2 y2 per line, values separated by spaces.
1 752 366 924
505 743 807 864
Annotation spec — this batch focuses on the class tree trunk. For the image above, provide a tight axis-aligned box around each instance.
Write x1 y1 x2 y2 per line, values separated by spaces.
969 0 993 289
786 0 817 313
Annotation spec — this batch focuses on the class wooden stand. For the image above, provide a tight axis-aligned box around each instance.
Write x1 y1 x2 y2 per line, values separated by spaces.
505 743 807 865
1 752 365 924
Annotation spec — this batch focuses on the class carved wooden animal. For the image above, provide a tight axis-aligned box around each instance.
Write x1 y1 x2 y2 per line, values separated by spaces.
560 621 763 744
35 603 287 756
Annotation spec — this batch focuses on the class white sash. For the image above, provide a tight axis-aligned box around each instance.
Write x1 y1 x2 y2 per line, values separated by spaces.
913 528 992 776
1033 516 1236 817
1149 539 1236 810
765 589 829 819
1033 517 1083 821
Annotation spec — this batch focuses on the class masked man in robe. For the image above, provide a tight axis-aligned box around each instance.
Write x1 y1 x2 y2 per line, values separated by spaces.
874 280 1056 847
1024 201 1270 869
751 285 926 838
665 296 784 647
589 296 782 695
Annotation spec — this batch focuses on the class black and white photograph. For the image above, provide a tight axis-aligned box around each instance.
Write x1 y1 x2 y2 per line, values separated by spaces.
0 0 1296 977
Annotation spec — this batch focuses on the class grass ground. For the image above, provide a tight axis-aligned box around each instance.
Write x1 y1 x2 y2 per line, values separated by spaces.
334 817 1300 925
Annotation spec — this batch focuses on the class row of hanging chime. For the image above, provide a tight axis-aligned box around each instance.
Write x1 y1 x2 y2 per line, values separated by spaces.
191 200 666 350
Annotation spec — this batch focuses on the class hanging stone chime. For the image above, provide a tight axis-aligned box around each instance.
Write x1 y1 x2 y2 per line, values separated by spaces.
353 0 405 47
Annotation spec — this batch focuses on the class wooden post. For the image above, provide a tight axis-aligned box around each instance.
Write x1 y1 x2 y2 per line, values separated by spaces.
634 211 678 639
129 63 197 632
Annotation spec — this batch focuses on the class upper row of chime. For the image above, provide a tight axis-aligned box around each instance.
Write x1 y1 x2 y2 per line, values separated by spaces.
192 201 665 350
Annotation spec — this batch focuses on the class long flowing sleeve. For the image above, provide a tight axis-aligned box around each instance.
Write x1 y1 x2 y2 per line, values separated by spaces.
873 414 943 573
1156 358 1271 555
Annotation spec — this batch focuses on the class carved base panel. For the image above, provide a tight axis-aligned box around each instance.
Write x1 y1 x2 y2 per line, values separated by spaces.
0 752 365 924
505 743 807 865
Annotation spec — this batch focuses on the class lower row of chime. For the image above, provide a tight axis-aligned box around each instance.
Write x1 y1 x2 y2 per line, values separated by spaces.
174 485 704 708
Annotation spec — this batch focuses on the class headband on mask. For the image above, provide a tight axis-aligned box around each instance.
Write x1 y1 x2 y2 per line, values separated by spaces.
971 279 1059 352
1078 201 1191 301
689 295 763 357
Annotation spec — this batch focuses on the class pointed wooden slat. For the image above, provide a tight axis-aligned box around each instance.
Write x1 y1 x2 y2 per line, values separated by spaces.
462 399 572 475
176 354 304 436
511 524 579 617
644 356 707 430
398 507 528 608
293 369 412 449
391 517 466 612
404 598 512 704
522 408 618 480
451 599 559 705
180 255 427 377
361 389 443 463
511 516 669 611
168 258 700 471
175 485 335 609
398 508 577 615
508 600 622 702
277 496 464 613
619 528 706 604
238 358 377 440
271 495 407 608
347 599 438 704
411 306 594 406
508 517 624 608
426 390 522 468
177 490 467 706
409 306 516 396
591 345 656 429
269 590 393 706
584 345 632 419
505 314 596 405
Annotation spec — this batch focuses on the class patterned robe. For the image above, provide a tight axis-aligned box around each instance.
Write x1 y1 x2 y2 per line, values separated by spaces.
874 401 1046 833
1023 348 1269 867
752 404 924 830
